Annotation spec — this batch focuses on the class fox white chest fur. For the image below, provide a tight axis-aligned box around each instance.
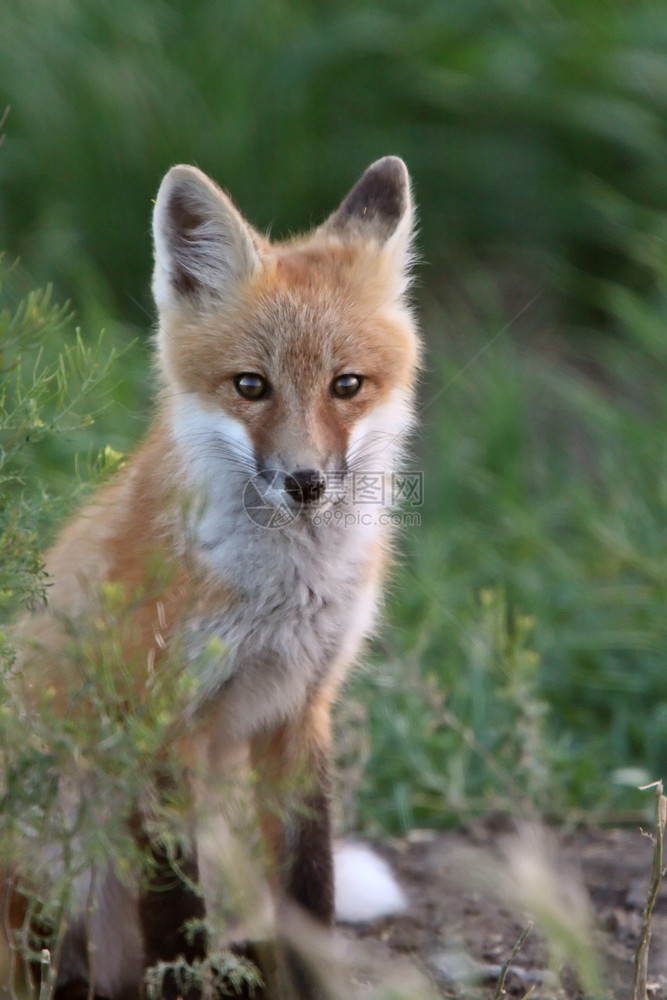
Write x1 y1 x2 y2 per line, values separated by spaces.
169 390 399 744
10 156 420 1000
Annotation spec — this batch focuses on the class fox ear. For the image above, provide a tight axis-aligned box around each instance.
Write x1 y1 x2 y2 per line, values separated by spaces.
152 165 260 308
323 156 414 246
322 156 415 290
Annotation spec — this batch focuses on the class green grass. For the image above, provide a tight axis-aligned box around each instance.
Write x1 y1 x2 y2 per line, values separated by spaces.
346 280 667 833
2 0 667 332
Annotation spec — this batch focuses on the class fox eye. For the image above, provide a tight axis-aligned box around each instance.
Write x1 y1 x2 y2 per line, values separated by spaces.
332 374 363 399
234 373 270 400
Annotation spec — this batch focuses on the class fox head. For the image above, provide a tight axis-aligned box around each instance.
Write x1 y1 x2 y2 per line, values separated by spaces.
152 157 420 522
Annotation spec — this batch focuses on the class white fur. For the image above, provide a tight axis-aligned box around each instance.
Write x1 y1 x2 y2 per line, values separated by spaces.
334 842 407 923
346 388 415 464
166 392 404 744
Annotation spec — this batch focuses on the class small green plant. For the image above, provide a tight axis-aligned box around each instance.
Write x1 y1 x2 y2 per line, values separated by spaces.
0 547 263 996
0 263 117 993
0 282 264 991
144 952 263 1000
347 586 554 833
0 262 119 623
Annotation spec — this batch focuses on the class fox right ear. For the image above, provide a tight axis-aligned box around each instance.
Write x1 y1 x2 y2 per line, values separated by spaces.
321 156 415 293
152 165 260 309
324 157 412 244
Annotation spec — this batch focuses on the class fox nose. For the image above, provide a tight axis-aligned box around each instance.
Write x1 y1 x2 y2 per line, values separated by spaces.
285 468 327 505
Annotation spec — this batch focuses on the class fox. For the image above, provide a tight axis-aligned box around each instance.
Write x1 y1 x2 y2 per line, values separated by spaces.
6 156 421 1000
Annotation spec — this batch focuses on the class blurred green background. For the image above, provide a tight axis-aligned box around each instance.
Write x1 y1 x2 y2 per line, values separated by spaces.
2 0 667 832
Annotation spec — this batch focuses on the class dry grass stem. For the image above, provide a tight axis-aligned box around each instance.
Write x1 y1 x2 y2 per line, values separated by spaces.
632 781 667 1000
86 866 98 1000
38 949 51 1000
490 922 533 1000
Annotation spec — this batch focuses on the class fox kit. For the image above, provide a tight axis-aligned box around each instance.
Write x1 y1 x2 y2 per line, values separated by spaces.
9 157 420 999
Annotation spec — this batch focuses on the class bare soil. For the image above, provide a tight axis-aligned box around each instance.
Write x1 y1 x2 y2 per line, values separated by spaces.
338 820 667 999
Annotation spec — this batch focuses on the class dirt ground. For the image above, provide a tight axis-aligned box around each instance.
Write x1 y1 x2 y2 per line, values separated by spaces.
338 819 667 999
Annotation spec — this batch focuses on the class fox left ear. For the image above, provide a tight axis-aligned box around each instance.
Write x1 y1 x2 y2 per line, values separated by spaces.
321 156 415 287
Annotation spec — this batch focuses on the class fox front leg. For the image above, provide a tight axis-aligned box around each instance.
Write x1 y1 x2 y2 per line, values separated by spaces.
137 834 207 1000
250 702 335 1000
134 775 207 1000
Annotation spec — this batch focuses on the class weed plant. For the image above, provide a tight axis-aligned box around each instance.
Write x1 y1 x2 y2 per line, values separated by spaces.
0 264 263 995
348 276 667 832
